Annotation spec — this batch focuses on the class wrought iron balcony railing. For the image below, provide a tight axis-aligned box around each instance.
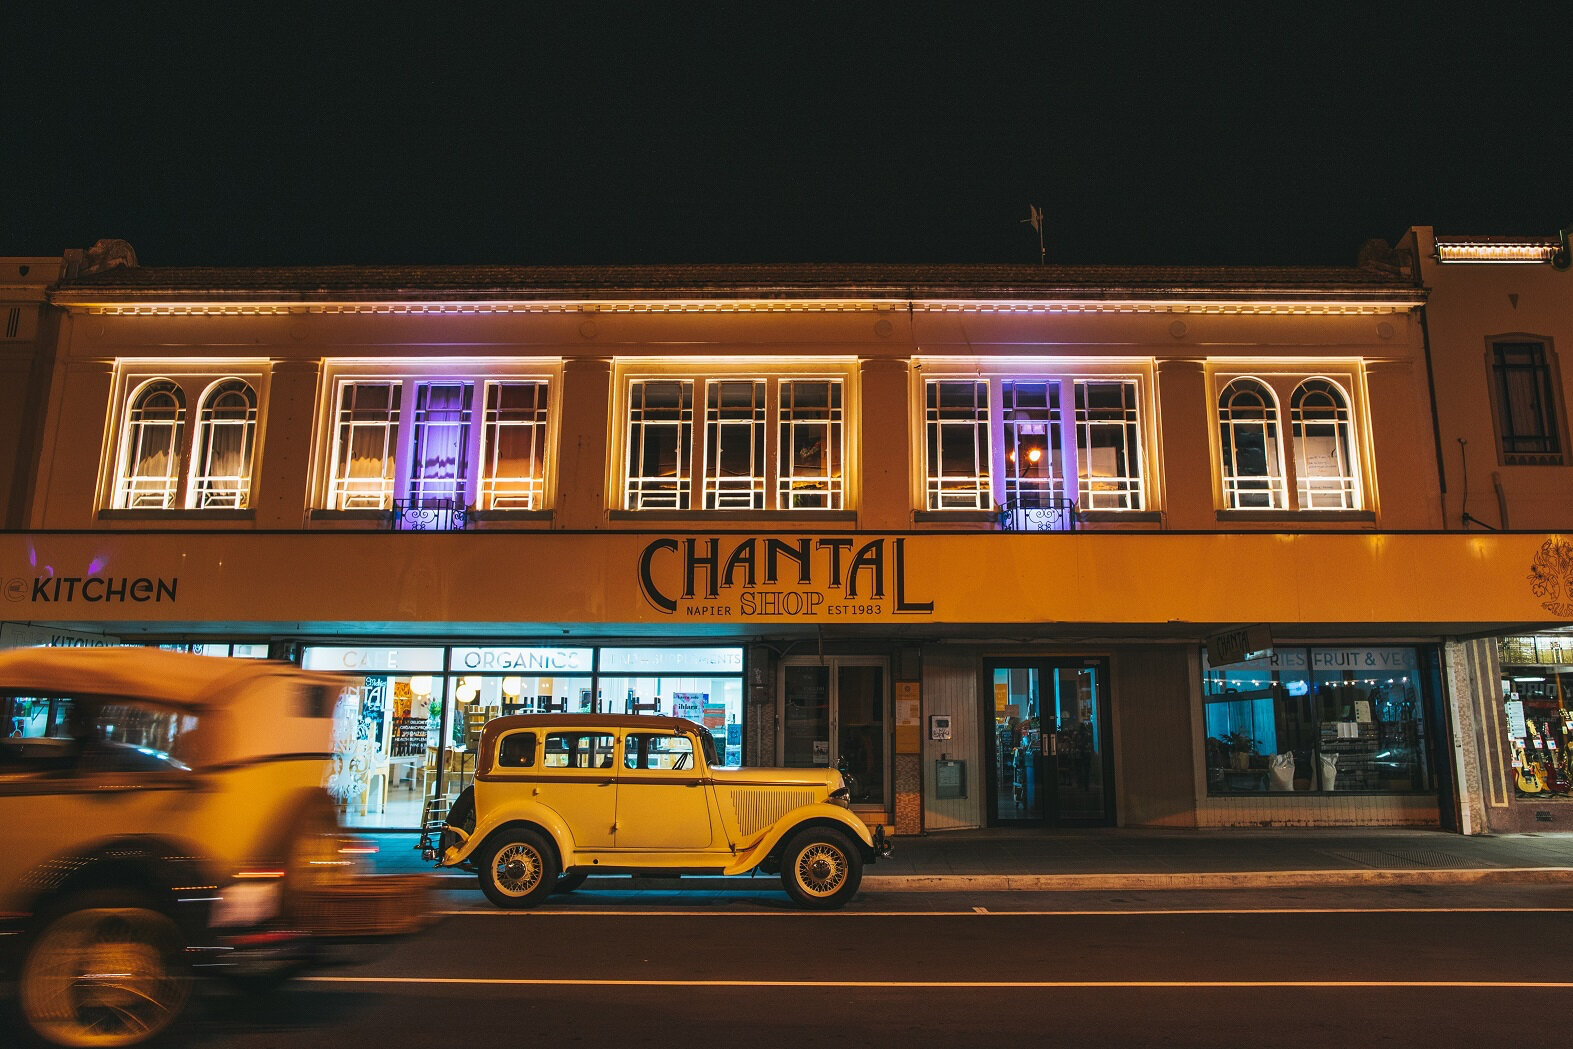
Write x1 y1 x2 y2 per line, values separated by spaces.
390 499 470 531
996 498 1078 532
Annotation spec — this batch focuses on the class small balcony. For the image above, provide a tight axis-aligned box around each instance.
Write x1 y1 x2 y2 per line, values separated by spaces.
997 497 1078 532
390 498 470 532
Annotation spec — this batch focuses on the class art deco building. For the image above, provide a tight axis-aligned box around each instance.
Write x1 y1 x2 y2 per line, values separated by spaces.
3 234 1567 837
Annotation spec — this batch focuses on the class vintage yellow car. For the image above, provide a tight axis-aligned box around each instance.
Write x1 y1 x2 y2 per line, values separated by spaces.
423 713 889 909
0 647 432 1048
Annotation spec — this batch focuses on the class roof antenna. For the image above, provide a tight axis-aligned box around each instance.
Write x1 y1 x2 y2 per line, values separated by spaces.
1021 205 1045 265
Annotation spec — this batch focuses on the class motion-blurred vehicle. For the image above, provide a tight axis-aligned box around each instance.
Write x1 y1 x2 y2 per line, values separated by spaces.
0 647 433 1047
421 713 888 909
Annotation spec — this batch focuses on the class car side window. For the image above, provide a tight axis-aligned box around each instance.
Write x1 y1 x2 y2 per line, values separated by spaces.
623 733 695 771
497 731 537 768
543 732 616 769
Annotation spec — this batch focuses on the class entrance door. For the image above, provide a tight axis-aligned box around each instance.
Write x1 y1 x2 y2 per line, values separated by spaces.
780 658 887 811
988 659 1112 826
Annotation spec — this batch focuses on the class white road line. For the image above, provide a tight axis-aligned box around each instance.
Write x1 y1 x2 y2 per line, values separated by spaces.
301 976 1573 990
433 906 1573 918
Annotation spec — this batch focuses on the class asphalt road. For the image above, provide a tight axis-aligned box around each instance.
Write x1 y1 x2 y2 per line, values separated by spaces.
135 883 1573 1048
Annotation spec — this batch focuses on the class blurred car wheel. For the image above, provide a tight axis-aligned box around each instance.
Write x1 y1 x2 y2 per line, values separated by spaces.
19 891 191 1047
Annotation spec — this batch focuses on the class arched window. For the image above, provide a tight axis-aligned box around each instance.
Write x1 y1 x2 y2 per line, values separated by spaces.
191 378 258 509
114 379 187 508
1291 379 1359 509
1218 378 1285 509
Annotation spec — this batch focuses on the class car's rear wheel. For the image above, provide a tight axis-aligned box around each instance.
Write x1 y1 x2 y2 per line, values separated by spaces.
779 828 863 909
478 828 558 909
553 869 590 894
19 891 192 1047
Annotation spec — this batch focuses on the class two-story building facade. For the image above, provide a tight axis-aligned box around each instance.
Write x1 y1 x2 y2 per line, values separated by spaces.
4 245 1565 837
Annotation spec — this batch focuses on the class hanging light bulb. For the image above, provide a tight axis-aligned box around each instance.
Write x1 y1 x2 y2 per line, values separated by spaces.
502 676 521 696
410 675 433 696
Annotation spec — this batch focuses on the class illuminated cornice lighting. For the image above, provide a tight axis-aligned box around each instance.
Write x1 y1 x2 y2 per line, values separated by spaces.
59 296 1420 318
1434 238 1560 264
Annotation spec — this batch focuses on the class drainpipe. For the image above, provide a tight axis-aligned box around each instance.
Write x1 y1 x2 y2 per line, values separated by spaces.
1414 265 1450 527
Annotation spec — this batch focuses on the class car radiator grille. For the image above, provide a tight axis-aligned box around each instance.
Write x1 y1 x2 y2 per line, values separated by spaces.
730 788 816 836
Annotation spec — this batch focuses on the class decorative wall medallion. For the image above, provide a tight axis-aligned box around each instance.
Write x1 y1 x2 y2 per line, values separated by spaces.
1528 536 1573 616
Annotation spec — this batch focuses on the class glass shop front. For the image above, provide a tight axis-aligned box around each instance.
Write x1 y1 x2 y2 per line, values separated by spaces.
300 644 745 829
1499 634 1573 797
1203 644 1443 796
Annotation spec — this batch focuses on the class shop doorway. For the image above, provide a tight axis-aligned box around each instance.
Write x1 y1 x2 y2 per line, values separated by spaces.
987 658 1113 826
780 658 888 819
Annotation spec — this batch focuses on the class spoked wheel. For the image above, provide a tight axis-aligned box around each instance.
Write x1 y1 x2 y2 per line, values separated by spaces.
779 828 863 910
478 828 558 909
20 894 191 1047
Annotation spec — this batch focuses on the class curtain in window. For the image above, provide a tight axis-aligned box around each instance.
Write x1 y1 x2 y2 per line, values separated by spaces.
192 379 257 509
408 382 473 506
116 379 186 508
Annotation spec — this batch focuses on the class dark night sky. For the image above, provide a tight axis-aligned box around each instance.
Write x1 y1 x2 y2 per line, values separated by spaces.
6 3 1571 269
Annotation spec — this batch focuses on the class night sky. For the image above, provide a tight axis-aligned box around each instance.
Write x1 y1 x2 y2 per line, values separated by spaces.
7 3 1571 269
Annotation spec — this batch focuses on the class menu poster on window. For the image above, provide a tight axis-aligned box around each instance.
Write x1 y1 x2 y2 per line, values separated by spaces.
361 677 386 746
673 693 706 722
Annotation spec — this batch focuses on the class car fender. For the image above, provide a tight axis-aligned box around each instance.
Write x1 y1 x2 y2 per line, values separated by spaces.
722 803 875 875
444 799 574 869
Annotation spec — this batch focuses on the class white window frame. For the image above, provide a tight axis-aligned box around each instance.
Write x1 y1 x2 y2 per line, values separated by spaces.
921 368 1151 514
318 362 556 512
1217 377 1287 510
1290 378 1361 509
1211 368 1367 512
479 379 551 510
105 364 270 512
621 369 850 512
190 378 259 509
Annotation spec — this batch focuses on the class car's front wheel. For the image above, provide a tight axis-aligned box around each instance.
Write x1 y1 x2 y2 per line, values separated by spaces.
19 891 192 1047
478 828 559 909
779 828 863 909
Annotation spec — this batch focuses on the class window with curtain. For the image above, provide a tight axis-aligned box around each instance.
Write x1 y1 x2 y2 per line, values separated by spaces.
114 379 187 509
330 381 401 509
480 381 549 510
190 378 258 509
407 381 473 507
1218 378 1286 509
1291 379 1359 508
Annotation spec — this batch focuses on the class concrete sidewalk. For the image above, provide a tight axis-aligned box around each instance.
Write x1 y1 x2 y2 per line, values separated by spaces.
361 826 1573 893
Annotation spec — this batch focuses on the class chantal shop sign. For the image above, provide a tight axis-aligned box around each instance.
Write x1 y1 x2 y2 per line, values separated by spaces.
636 536 934 618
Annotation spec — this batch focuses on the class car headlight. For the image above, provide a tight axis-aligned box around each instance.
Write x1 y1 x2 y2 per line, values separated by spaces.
828 786 851 808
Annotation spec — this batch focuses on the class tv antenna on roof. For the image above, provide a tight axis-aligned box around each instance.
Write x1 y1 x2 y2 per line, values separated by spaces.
1021 205 1045 265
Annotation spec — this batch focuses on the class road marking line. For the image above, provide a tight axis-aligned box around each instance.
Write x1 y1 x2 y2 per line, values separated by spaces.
300 976 1573 990
432 906 1573 918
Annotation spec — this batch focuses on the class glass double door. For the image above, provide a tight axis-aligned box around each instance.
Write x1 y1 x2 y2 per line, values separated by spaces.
780 658 887 809
989 658 1112 826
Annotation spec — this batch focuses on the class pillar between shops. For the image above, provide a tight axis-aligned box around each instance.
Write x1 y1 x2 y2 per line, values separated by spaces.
892 647 922 835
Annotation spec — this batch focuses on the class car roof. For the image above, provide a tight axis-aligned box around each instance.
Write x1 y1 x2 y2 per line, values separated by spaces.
481 713 712 736
0 646 332 709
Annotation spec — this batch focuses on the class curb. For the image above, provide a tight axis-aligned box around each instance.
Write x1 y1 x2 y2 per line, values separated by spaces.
411 866 1573 893
858 866 1573 892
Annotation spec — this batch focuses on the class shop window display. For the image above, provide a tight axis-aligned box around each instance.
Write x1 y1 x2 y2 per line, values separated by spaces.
1499 635 1573 797
1203 646 1435 795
